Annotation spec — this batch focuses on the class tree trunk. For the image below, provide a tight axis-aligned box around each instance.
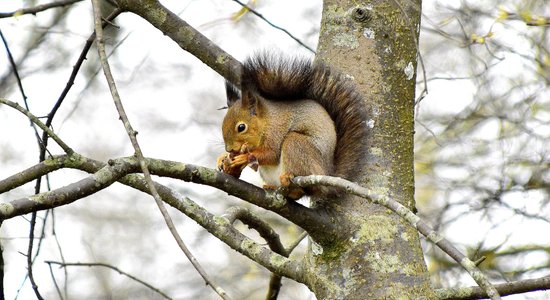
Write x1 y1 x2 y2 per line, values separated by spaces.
303 1 435 298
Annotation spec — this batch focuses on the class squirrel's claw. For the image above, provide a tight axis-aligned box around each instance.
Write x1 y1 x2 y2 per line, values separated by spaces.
216 153 228 171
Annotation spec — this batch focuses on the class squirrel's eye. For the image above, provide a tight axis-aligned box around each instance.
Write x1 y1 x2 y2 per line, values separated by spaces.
237 123 247 133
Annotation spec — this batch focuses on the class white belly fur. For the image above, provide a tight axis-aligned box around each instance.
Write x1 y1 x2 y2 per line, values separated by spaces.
259 163 283 187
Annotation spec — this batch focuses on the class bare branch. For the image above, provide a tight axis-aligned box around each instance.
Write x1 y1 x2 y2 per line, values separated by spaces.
1 28 52 300
3 11 120 299
46 261 172 299
0 156 331 238
0 98 73 154
0 155 305 282
0 30 45 153
1 156 305 283
0 157 132 217
286 231 307 255
26 213 44 300
230 0 315 53
91 1 231 298
293 175 502 300
225 207 287 300
0 0 83 18
436 276 550 299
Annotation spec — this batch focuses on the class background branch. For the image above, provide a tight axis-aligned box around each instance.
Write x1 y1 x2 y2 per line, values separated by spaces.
230 0 315 53
91 1 230 298
225 207 287 300
436 276 550 299
0 155 305 286
45 261 172 300
0 154 333 241
0 30 44 152
0 98 72 154
0 0 83 18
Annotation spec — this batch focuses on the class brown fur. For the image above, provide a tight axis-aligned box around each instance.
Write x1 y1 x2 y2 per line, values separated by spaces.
221 52 369 191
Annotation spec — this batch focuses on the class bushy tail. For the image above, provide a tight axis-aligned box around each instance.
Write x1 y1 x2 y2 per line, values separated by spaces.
240 52 369 181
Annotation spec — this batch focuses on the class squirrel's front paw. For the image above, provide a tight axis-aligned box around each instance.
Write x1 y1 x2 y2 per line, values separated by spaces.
279 172 304 200
279 172 296 187
217 153 246 177
229 153 249 168
216 153 228 171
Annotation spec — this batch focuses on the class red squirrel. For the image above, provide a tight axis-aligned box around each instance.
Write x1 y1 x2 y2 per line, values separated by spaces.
217 53 369 199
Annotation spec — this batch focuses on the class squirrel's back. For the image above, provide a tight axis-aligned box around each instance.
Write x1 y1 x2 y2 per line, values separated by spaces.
240 52 369 181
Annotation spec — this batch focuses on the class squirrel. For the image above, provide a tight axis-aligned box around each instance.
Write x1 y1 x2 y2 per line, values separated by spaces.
217 52 369 199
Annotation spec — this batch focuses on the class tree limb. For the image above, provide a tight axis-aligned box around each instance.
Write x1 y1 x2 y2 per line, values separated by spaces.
436 276 550 299
0 155 305 283
0 155 335 240
0 156 131 217
225 207 287 300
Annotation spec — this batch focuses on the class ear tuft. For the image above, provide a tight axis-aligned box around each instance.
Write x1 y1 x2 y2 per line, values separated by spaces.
225 81 241 107
242 90 261 116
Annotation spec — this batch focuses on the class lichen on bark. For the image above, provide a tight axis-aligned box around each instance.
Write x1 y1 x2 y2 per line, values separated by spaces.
303 0 435 298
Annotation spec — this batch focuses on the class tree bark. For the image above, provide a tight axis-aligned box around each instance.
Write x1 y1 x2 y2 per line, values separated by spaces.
302 1 435 298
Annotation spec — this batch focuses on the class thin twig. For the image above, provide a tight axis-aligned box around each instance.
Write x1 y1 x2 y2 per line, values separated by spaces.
0 99 73 154
51 209 69 299
26 213 44 299
292 175 502 300
46 262 64 300
1 28 47 300
0 29 46 154
0 0 83 18
90 1 231 299
225 207 286 300
231 0 315 53
13 12 120 298
0 7 69 95
49 8 122 131
45 261 172 300
286 231 308 254
436 276 550 299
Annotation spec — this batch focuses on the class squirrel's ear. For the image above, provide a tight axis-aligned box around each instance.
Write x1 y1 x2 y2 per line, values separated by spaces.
225 81 240 107
242 89 262 116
